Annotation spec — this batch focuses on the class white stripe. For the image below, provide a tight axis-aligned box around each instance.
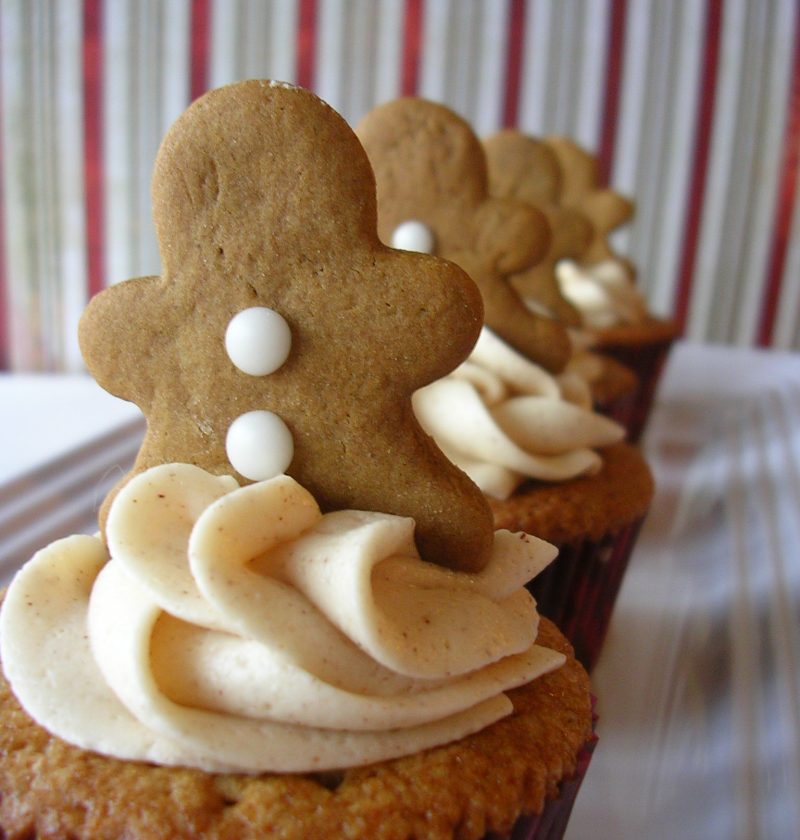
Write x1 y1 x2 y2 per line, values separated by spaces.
161 0 190 117
732 1 796 345
317 0 348 112
646 0 705 317
31 1 58 369
208 0 240 87
267 0 301 84
686 0 748 342
549 0 581 137
609 0 654 257
419 0 454 105
342 0 380 124
517 0 553 133
472 0 510 136
1 1 34 368
625 0 679 307
372 0 404 105
131 0 151 276
456 2 481 121
103 0 139 288
209 0 299 89
572 0 611 150
240 0 272 81
138 0 173 276
104 1 188 290
54 0 88 372
709 0 771 345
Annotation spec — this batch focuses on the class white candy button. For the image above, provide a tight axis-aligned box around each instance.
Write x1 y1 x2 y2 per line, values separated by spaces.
225 411 294 481
225 307 291 376
391 220 435 254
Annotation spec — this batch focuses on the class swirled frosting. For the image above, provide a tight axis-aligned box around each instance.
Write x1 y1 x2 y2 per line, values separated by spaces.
413 328 625 499
555 258 648 329
0 464 563 774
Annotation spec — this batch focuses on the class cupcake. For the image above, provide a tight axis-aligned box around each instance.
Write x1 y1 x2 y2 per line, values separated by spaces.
482 129 642 434
411 329 654 671
357 99 654 670
545 136 680 441
0 81 594 840
563 347 639 427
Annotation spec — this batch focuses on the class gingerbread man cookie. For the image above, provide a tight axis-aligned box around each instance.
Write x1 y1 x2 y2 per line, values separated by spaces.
79 80 495 572
356 99 571 373
483 130 591 327
545 136 636 279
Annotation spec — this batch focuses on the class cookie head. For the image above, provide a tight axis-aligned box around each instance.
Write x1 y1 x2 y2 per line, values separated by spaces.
79 80 495 572
545 136 636 276
484 130 589 327
356 99 571 373
484 128 561 207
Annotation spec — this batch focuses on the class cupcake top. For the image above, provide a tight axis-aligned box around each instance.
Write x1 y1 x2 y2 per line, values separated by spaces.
0 81 566 775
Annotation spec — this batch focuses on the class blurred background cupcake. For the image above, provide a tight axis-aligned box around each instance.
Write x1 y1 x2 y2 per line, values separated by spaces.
357 97 654 670
483 129 644 434
546 136 680 441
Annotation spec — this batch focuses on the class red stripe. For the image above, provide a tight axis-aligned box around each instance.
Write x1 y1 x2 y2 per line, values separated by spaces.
502 0 527 128
597 0 627 186
672 0 722 332
756 10 800 347
0 9 7 368
190 0 211 101
401 0 424 97
296 0 318 90
83 0 105 299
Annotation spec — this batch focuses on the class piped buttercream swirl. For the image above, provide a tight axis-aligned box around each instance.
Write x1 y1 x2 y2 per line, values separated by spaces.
413 328 625 499
555 258 648 329
0 464 563 774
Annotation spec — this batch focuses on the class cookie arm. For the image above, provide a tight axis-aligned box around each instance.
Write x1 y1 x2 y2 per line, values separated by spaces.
510 264 583 328
580 190 635 263
78 277 166 410
449 252 570 374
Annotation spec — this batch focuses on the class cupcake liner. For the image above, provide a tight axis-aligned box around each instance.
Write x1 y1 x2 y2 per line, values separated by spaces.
592 387 638 441
595 337 674 442
489 702 599 840
528 516 646 671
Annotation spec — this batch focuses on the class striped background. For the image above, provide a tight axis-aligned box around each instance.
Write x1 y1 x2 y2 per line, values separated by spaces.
1 0 798 372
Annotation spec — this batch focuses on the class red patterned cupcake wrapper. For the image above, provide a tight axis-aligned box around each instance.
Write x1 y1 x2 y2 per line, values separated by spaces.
596 339 674 442
528 517 646 672
488 701 599 840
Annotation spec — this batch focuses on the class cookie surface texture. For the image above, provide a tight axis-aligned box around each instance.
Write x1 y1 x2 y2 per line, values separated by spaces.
356 99 571 373
78 80 494 572
483 130 589 327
